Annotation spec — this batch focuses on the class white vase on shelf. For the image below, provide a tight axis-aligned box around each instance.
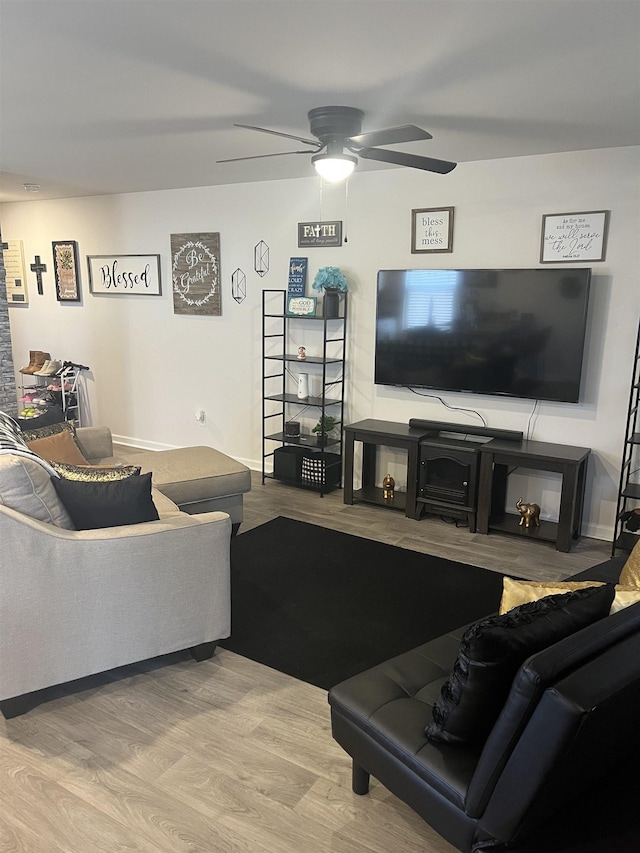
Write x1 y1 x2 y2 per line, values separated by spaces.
297 373 309 400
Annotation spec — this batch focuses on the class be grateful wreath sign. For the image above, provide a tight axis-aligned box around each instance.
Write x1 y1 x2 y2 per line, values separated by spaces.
171 232 221 315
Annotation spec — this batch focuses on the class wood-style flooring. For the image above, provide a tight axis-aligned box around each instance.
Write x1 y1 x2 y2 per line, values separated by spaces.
0 473 612 852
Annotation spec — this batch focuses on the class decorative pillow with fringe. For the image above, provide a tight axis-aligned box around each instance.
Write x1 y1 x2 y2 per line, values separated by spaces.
425 583 615 746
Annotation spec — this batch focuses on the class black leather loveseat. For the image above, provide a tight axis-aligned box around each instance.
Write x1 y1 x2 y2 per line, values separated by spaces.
328 555 640 852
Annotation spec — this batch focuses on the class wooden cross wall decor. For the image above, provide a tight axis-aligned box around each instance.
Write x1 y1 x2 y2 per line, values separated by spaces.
30 255 47 294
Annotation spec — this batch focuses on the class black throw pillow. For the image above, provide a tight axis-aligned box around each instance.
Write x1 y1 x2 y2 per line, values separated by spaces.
52 471 159 530
425 584 615 746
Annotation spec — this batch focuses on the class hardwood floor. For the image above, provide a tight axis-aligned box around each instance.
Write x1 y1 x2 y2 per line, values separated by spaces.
0 474 612 853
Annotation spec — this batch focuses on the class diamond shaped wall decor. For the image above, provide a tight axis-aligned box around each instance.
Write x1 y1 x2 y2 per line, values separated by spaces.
231 268 246 303
254 240 269 277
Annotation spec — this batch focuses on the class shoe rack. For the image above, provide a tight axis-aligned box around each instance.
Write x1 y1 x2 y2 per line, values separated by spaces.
19 353 88 425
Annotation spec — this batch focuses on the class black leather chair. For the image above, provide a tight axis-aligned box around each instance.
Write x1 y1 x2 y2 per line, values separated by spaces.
329 557 640 851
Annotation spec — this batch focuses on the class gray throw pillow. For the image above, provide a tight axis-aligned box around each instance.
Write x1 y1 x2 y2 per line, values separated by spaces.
0 454 75 528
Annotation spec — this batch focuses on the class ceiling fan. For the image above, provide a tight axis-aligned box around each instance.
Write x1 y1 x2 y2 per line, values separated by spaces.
217 106 457 181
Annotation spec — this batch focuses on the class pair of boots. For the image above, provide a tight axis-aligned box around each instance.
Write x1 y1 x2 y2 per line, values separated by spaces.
34 358 62 376
20 350 51 374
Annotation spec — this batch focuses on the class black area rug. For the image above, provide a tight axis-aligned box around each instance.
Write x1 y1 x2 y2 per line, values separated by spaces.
222 517 640 852
221 516 505 689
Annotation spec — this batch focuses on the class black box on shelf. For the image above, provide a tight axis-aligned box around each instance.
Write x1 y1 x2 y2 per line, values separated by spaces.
300 453 342 489
273 446 312 481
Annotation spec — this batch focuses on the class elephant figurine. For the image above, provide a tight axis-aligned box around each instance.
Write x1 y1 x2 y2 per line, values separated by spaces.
516 497 541 529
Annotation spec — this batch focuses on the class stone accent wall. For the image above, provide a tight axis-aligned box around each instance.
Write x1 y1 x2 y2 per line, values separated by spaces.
0 229 18 413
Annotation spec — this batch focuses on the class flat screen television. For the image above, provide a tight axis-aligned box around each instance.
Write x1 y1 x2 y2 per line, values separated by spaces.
374 268 591 403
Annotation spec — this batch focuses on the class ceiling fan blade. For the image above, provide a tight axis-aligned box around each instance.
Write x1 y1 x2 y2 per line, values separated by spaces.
234 123 320 148
348 124 432 148
217 150 314 163
358 146 457 174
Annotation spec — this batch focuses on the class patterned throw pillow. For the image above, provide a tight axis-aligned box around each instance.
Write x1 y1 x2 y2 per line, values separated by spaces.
499 577 604 614
50 461 142 482
0 410 58 477
619 539 640 589
500 575 640 617
20 419 76 443
0 411 21 438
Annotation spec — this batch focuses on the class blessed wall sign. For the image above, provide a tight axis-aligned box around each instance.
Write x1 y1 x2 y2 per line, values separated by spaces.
87 255 162 295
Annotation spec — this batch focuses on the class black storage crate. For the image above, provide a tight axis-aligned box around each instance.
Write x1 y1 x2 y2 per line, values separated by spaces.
273 446 312 481
300 453 342 489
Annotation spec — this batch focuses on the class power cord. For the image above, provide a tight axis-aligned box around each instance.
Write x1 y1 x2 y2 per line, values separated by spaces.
407 387 488 427
526 399 540 440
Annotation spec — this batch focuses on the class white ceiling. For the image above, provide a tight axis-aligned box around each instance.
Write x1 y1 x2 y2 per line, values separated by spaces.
1 0 639 203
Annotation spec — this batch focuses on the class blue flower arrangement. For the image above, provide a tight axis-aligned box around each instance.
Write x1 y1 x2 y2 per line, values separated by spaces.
311 266 348 293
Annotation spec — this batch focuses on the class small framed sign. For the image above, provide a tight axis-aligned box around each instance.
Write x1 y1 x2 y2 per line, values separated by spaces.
540 210 610 263
88 254 162 295
298 221 342 247
3 239 29 304
52 240 81 302
287 295 317 316
411 207 454 253
288 257 308 297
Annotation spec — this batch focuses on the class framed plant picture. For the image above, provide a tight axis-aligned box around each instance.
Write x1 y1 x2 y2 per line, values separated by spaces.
52 240 81 301
411 207 454 253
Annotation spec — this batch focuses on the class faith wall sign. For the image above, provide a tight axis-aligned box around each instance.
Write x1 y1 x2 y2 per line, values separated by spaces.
297 221 343 247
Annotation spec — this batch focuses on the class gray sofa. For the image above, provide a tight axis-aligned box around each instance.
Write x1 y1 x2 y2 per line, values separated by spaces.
76 425 252 532
0 425 251 718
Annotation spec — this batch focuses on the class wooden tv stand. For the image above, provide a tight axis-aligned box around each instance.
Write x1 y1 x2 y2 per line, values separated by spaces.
343 419 430 518
343 419 590 551
476 439 590 552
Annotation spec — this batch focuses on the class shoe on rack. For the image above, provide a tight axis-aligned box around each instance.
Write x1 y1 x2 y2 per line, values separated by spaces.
34 359 52 376
20 351 37 374
26 351 50 374
38 359 61 376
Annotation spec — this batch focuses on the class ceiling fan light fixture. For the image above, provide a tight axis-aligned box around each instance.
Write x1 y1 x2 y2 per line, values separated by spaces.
312 152 357 182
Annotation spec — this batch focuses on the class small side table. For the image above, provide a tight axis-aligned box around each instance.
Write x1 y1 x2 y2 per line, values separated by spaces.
476 439 591 552
343 419 431 518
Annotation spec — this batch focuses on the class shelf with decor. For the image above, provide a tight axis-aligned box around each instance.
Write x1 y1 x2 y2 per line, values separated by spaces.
261 288 347 496
612 319 640 554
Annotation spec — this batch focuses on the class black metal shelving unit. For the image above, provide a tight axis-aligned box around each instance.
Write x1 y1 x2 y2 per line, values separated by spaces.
612 319 640 554
261 289 347 496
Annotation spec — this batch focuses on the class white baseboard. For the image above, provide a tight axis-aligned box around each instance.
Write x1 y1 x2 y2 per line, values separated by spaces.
112 436 258 472
112 434 180 452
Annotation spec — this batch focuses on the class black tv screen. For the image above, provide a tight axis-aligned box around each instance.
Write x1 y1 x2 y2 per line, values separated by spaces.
374 268 591 403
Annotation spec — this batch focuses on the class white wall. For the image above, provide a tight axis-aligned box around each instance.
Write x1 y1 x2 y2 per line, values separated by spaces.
1 146 638 540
